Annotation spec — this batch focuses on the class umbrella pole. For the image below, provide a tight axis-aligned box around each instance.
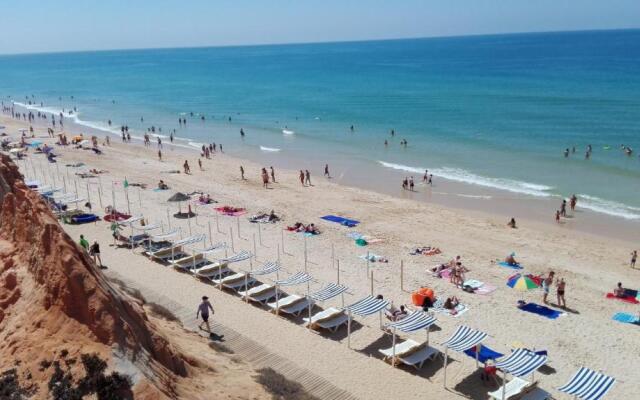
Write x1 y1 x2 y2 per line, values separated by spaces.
208 220 213 246
306 281 311 329
502 370 507 400
167 208 171 229
244 274 248 302
216 213 221 233
304 236 308 272
253 234 257 261
188 211 192 235
391 326 397 367
237 216 240 239
229 227 235 252
443 348 449 388
258 223 262 246
347 311 352 348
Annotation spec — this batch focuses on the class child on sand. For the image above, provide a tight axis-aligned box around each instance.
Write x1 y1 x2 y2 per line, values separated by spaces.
556 277 566 308
631 250 637 268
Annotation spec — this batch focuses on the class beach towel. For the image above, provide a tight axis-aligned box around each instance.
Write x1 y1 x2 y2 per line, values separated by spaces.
152 188 168 192
440 268 452 279
498 261 523 270
320 215 359 227
433 298 469 317
623 289 639 298
612 312 639 324
605 293 640 304
346 232 363 240
518 303 564 320
475 284 497 296
70 213 99 224
464 345 504 363
359 253 388 263
215 206 247 216
463 279 484 290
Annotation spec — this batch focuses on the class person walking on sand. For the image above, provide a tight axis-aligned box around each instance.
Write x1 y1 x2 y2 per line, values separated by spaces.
158 149 162 161
631 250 637 269
324 164 330 178
79 234 89 251
89 240 102 267
560 200 567 217
556 277 566 308
157 137 162 149
409 176 414 191
299 170 305 186
110 220 120 245
183 160 191 174
570 194 577 211
423 170 428 183
270 166 276 183
198 158 203 171
542 271 555 304
305 169 311 186
261 168 269 188
240 166 245 180
555 210 561 223
197 296 215 333
428 174 433 186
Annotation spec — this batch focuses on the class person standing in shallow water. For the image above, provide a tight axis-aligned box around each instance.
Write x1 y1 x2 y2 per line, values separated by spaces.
305 170 311 186
299 170 305 186
197 296 215 333
270 166 276 183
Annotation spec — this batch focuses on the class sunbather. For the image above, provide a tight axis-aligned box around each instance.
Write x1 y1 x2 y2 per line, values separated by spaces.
614 282 625 297
504 253 518 265
444 296 460 310
158 180 168 190
305 223 320 235
385 304 408 321
287 222 305 232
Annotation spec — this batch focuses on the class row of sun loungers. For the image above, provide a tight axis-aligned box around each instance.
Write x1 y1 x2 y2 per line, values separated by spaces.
131 220 615 400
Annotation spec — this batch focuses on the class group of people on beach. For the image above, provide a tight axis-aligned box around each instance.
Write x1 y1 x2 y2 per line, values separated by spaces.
564 143 638 159
555 194 578 223
401 170 433 191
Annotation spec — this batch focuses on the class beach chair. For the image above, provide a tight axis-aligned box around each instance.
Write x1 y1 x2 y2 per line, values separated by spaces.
488 377 537 400
211 272 254 291
303 307 349 332
148 245 187 262
193 250 250 278
379 338 439 368
238 283 277 304
267 294 309 315
172 253 207 271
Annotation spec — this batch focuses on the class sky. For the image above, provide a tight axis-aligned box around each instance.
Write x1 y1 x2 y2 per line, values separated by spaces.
1 0 639 54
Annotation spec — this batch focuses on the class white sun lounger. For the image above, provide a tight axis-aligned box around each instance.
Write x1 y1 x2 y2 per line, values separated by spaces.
397 345 439 369
148 245 186 261
193 262 229 277
211 272 254 291
238 284 277 303
380 339 422 358
172 253 207 270
488 377 536 400
303 307 348 331
267 295 309 315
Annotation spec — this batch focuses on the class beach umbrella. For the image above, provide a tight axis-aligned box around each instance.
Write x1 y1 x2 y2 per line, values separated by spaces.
507 274 539 290
167 192 191 216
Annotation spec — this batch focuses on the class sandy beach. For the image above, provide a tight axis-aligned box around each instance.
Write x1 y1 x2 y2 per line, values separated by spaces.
4 113 639 400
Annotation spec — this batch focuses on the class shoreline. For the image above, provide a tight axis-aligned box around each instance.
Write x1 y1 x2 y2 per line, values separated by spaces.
6 103 640 245
4 113 640 399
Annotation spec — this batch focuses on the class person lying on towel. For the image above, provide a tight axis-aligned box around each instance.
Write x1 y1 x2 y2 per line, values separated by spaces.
505 252 518 266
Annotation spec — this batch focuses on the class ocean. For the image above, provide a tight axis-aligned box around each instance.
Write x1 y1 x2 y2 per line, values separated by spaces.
2 29 640 221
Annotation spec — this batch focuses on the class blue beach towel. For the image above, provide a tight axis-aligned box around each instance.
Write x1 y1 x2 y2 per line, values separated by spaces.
498 261 523 270
464 345 504 363
519 303 564 320
612 312 639 324
320 215 360 227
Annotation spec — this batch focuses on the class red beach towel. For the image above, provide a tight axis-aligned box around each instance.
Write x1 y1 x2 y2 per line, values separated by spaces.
606 293 640 304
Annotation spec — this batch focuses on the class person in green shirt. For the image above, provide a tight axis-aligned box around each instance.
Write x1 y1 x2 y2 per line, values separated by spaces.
79 234 89 250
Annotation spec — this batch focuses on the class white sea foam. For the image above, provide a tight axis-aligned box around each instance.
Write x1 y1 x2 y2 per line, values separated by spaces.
577 195 640 220
14 102 123 136
260 146 281 152
282 129 295 135
378 161 554 197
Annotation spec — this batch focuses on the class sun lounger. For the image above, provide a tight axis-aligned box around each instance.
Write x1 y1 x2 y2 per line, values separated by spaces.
303 307 348 331
267 295 309 315
172 253 208 270
148 245 187 261
488 377 536 400
379 339 438 369
238 284 277 303
193 262 230 278
211 272 254 291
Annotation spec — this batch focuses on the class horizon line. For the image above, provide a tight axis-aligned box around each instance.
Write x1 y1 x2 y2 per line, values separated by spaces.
1 27 638 57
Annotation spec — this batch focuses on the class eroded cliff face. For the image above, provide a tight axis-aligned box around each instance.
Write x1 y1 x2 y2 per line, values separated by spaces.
0 154 185 397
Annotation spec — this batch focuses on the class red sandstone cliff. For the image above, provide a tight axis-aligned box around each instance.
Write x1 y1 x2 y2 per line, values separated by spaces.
0 154 185 398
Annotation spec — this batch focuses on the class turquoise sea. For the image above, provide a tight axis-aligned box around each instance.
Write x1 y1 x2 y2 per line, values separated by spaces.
1 29 640 220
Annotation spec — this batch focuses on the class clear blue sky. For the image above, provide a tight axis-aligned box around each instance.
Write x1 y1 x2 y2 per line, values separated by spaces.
1 0 639 54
